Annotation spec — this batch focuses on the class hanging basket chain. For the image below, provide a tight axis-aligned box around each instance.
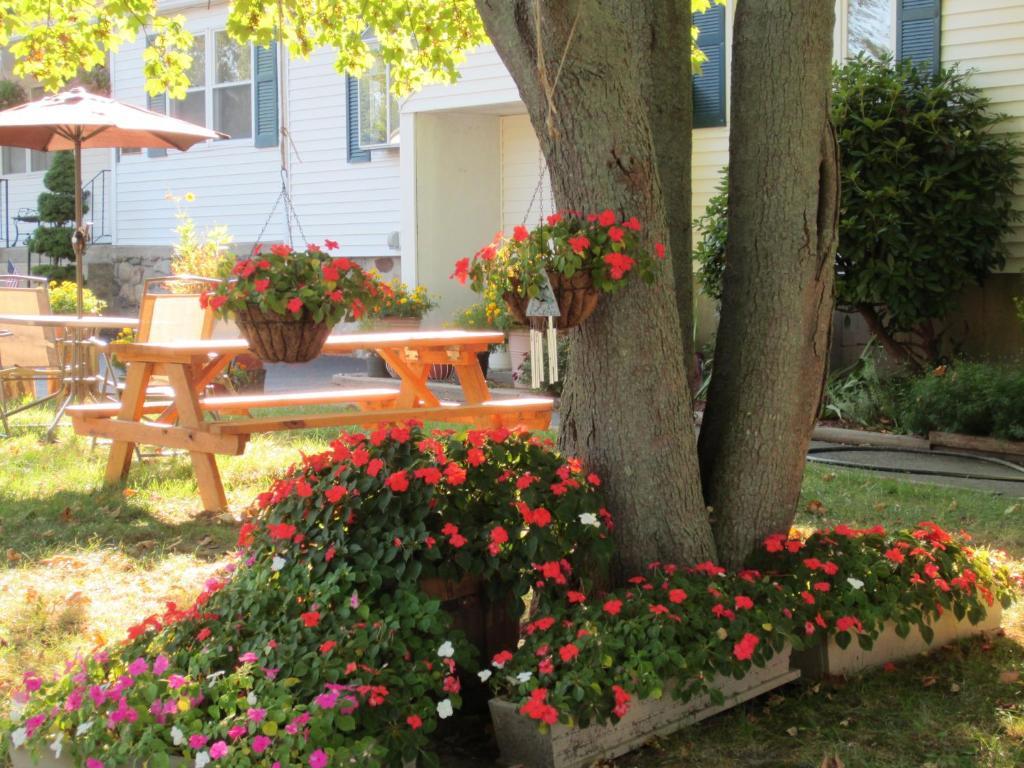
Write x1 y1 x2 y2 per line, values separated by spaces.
254 168 308 251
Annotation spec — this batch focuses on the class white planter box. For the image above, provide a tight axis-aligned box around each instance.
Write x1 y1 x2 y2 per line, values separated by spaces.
488 347 512 372
791 603 1002 679
489 647 799 768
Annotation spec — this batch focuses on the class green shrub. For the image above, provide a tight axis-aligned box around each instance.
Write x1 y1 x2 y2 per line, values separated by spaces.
30 263 75 283
695 56 1023 366
27 152 88 265
900 362 1024 440
47 280 106 315
821 346 909 429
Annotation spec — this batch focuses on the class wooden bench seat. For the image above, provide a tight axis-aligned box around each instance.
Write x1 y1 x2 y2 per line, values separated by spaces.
207 397 555 435
67 388 402 420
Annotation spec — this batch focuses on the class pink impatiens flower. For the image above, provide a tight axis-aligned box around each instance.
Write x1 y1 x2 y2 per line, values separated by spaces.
210 741 229 759
309 750 329 768
189 734 209 750
127 657 148 677
252 735 272 754
247 707 267 723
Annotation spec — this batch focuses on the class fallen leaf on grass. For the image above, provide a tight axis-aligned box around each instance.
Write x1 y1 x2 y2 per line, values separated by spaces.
786 727 799 737
819 752 845 768
6 548 20 564
921 675 938 687
766 694 785 707
60 506 75 523
806 500 828 515
839 718 851 728
135 540 157 551
873 502 887 513
949 682 961 693
821 472 837 482
122 488 137 498
998 670 1020 684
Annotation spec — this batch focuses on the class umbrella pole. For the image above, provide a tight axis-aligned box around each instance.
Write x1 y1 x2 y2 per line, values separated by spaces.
71 137 86 404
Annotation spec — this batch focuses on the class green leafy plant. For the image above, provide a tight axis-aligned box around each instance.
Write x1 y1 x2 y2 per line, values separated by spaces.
820 343 909 429
27 151 89 266
168 191 233 282
454 211 666 301
373 278 438 319
47 281 106 315
0 79 26 111
900 361 1024 441
514 335 570 397
694 56 1023 368
204 242 386 326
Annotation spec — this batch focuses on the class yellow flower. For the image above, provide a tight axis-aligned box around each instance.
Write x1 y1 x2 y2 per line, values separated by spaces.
184 192 196 202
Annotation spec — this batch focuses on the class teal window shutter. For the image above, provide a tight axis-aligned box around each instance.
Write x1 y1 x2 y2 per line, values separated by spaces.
253 43 279 148
693 4 726 129
146 93 167 157
897 0 941 74
347 75 370 163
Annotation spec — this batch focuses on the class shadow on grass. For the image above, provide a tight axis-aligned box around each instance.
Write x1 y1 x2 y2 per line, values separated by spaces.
0 484 237 567
614 633 1024 768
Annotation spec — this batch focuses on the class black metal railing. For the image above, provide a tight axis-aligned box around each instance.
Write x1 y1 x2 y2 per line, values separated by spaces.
83 169 111 243
0 178 10 247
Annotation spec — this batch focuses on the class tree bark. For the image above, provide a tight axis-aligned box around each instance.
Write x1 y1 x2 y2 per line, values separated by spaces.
475 0 716 576
698 0 839 568
644 0 698 397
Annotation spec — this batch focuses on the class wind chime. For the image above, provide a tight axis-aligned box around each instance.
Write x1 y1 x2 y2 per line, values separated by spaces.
522 151 560 390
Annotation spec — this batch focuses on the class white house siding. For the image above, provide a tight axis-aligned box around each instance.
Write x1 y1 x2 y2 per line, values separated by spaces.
111 2 284 247
404 46 522 114
942 0 1024 268
500 114 553 231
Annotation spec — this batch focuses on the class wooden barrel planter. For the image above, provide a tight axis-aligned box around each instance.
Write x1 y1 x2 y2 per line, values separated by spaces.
504 271 600 331
234 305 331 363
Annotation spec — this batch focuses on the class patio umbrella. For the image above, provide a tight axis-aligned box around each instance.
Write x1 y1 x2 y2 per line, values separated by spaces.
0 87 224 316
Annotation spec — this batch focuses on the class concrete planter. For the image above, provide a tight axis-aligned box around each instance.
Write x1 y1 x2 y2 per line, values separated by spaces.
489 646 799 768
791 603 1002 679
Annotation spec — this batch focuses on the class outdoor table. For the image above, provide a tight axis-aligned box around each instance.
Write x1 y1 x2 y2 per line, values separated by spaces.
0 313 140 439
68 330 554 512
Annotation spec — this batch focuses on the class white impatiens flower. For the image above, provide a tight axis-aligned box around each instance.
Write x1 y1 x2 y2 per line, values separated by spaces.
76 720 94 737
195 750 211 768
477 669 492 683
436 699 454 719
206 670 226 683
578 512 600 527
271 556 286 572
247 691 258 706
516 671 533 684
50 732 63 759
170 726 185 746
847 577 865 590
11 728 26 748
437 640 455 658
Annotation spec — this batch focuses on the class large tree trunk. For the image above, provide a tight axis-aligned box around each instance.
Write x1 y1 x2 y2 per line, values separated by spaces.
476 0 716 576
698 0 839 568
645 0 697 396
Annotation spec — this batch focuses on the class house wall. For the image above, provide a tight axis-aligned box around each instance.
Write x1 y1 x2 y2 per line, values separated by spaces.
412 112 501 327
500 114 553 231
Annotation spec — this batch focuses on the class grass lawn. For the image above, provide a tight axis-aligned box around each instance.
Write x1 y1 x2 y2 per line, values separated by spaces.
1 409 1023 767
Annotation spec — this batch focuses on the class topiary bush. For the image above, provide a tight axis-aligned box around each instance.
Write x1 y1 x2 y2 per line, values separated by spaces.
3 424 612 767
695 56 1023 368
28 151 89 267
900 362 1024 440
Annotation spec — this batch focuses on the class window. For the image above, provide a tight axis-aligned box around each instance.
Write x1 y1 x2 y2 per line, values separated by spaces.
847 0 895 59
163 30 254 140
2 87 53 174
357 57 399 149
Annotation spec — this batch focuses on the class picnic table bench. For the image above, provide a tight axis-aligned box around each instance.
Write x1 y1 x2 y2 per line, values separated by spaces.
68 330 553 512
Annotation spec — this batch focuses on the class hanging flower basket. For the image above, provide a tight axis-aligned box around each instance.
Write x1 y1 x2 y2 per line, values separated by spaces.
234 303 332 363
453 210 665 331
201 241 387 364
503 270 600 331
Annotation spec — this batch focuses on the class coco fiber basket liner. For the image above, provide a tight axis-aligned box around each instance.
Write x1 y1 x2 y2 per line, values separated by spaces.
503 270 600 331
234 304 332 363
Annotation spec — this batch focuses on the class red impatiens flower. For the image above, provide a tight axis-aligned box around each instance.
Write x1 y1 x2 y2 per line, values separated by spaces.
266 523 296 540
520 688 559 724
286 297 304 314
237 522 257 548
654 241 666 259
366 458 384 477
512 225 530 243
384 470 409 492
813 581 831 592
325 485 347 503
734 595 754 610
567 591 587 604
597 209 616 227
603 599 623 616
607 226 625 243
319 640 337 654
413 466 443 485
668 588 687 604
492 650 514 668
324 239 340 250
559 643 580 662
611 684 631 718
567 235 591 254
300 611 321 628
406 714 422 730
270 243 293 257
623 216 642 231
885 547 906 564
451 257 470 285
733 632 760 661
835 615 863 634
538 657 554 675
253 279 270 293
488 526 509 556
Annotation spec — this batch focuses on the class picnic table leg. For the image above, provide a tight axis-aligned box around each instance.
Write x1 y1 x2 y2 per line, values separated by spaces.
165 363 229 513
103 361 154 484
454 356 492 405
376 349 438 408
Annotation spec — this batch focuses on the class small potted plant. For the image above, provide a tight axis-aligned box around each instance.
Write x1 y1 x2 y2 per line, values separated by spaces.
202 242 384 364
453 211 665 331
363 278 438 378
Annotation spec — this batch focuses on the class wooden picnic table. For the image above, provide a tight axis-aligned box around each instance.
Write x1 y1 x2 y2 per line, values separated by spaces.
68 330 553 512
0 313 140 330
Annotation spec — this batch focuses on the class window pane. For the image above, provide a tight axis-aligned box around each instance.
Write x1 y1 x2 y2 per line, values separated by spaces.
847 0 894 59
3 147 26 174
186 33 206 87
358 59 388 147
30 150 51 172
214 84 252 138
171 90 206 127
215 32 250 84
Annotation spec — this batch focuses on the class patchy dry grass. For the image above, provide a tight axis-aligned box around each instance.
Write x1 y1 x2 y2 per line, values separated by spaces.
2 411 1024 766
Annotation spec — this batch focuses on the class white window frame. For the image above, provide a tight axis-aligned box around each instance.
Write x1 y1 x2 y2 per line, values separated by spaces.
356 54 400 151
2 87 53 174
841 0 898 61
162 28 255 144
